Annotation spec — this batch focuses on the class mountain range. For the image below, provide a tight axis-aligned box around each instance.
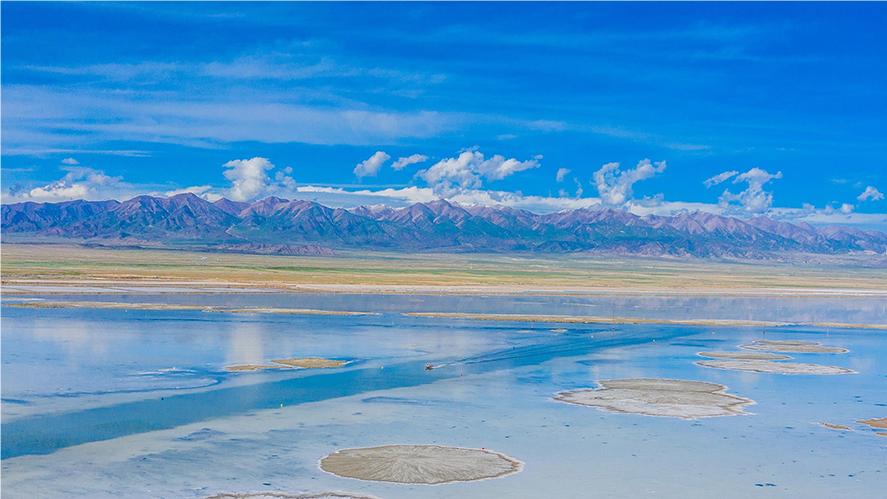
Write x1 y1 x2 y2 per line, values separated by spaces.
3 193 887 258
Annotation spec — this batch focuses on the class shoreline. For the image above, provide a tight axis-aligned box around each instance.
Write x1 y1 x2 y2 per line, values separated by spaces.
403 312 887 330
3 244 886 298
3 300 378 317
4 299 884 329
5 281 887 298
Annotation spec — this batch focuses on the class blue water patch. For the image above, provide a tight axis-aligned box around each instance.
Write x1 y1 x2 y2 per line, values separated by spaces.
0 398 31 406
1 324 687 459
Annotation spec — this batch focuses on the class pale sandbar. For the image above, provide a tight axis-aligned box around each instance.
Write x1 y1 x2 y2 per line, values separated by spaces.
554 378 754 419
4 300 377 317
226 358 347 372
271 358 347 369
403 312 886 330
319 444 522 485
224 364 290 372
740 339 849 354
819 422 853 431
697 351 791 360
697 359 855 375
858 417 887 435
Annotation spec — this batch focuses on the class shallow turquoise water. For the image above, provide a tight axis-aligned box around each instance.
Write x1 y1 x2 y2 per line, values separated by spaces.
1 294 885 498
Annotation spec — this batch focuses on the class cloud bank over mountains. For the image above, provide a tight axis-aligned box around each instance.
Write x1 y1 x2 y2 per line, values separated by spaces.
417 149 542 196
705 167 783 214
594 159 667 207
3 149 884 228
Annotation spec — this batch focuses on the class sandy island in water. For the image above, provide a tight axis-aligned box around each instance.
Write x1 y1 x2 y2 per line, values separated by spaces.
697 359 855 375
858 417 887 429
271 358 347 368
858 418 887 437
319 445 522 485
554 378 754 419
698 351 791 360
4 300 377 317
819 422 853 431
226 358 348 372
224 364 290 372
404 312 886 330
740 339 849 354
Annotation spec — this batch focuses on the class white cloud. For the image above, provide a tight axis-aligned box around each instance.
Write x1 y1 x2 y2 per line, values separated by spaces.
12 167 123 202
555 167 571 183
857 185 884 202
573 177 584 198
716 167 782 214
418 150 541 195
3 85 459 152
593 159 667 207
223 157 276 201
5 165 886 229
274 166 298 192
703 170 738 188
293 184 599 212
391 154 428 170
291 183 733 218
61 157 80 165
354 151 391 178
771 205 887 228
26 182 91 201
220 182 887 227
163 185 221 201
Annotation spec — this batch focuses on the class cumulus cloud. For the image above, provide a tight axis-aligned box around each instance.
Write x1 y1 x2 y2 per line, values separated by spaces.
17 167 122 202
391 154 428 170
703 170 738 188
163 185 221 201
61 157 80 165
273 166 298 191
713 167 782 214
418 149 541 195
26 182 90 201
223 157 276 201
556 167 571 183
593 159 666 207
573 177 584 198
857 185 884 202
772 203 887 227
294 184 600 212
354 151 391 178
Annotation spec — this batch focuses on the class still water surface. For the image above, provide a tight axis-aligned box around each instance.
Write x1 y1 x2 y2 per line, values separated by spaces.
2 293 884 498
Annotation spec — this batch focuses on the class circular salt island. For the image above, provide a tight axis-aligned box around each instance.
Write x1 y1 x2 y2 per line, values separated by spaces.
698 351 790 360
740 340 848 354
696 359 855 375
554 378 753 419
319 445 522 485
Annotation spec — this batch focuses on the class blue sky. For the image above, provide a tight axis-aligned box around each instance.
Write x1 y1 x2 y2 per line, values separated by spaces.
2 2 885 226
